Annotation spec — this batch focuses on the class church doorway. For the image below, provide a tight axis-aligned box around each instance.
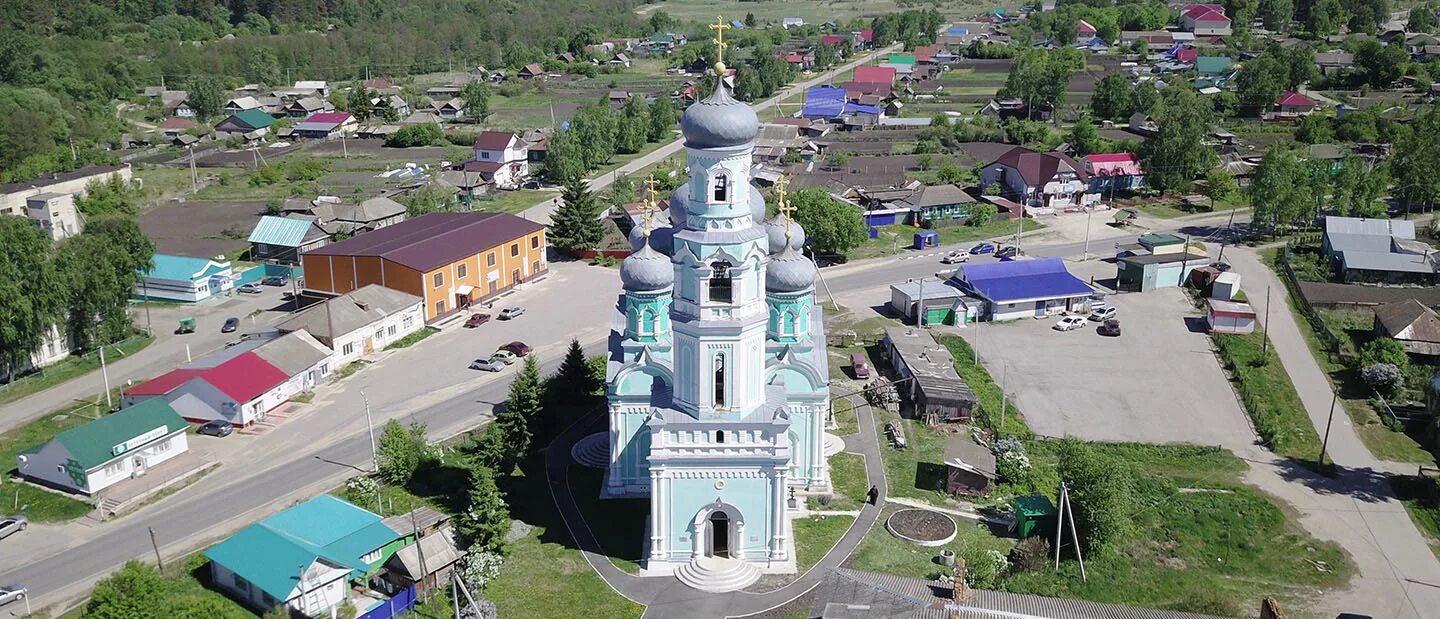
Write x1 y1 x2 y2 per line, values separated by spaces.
708 511 730 558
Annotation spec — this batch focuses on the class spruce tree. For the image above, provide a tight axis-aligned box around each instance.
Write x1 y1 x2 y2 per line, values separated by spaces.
460 465 512 553
556 338 595 397
549 178 604 253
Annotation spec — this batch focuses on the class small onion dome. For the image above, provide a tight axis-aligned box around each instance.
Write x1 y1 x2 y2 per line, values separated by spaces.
764 215 806 254
669 182 767 224
766 245 816 293
680 83 759 149
620 241 674 292
628 224 676 256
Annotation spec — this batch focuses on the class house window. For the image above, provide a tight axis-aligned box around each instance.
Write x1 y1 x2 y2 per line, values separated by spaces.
486 253 496 267
433 272 444 287
374 329 384 341
510 243 519 257
708 261 733 303
532 260 541 275
233 574 250 592
342 342 355 356
435 300 446 315
481 151 491 160
530 236 540 249
403 316 413 329
712 171 728 201
713 352 726 408
388 325 396 336
716 430 725 443
457 263 467 278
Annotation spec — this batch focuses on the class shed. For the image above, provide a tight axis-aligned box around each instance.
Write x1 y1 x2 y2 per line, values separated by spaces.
382 526 462 594
944 436 997 497
913 230 939 249
1372 299 1440 357
1211 271 1240 300
1116 251 1209 292
1011 495 1057 539
881 326 978 422
1206 299 1256 334
889 279 972 326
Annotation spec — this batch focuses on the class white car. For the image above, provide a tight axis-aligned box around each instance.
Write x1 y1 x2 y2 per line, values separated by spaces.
0 516 26 541
1053 316 1087 331
1088 306 1117 321
940 250 970 264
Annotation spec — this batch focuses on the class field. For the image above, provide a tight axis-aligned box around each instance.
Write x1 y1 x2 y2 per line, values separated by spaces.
638 0 1004 23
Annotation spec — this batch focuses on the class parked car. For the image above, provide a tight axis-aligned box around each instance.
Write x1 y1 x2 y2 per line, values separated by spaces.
996 246 1024 259
498 307 525 320
0 586 26 609
0 516 28 541
470 358 506 372
940 250 970 264
500 341 531 356
970 242 996 254
850 352 871 379
464 313 492 328
221 317 239 333
197 419 234 437
262 275 288 287
490 349 518 365
1088 306 1117 321
1099 318 1122 337
1053 316 1086 331
237 283 263 294
1211 261 1232 272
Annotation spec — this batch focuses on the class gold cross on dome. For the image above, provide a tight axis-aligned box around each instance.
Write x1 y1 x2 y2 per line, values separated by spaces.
709 16 731 75
775 174 796 240
640 176 660 237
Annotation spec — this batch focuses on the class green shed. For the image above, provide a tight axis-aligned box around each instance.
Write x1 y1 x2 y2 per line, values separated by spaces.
1012 495 1057 539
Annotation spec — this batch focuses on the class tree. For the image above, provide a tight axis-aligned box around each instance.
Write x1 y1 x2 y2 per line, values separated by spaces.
648 97 676 142
570 101 620 168
1202 169 1238 210
745 12 757 27
936 161 975 185
1055 439 1133 556
555 338 598 399
915 153 935 171
617 96 650 154
186 75 224 121
1065 117 1105 157
76 175 141 217
1248 147 1313 232
1130 81 1161 118
84 561 166 619
58 234 135 349
377 420 433 484
549 178 604 253
1360 337 1410 374
1331 157 1389 217
1305 0 1346 35
461 81 491 121
1236 53 1287 113
824 152 850 171
1138 86 1217 194
1259 0 1293 29
490 356 544 473
792 187 866 258
1294 114 1334 144
404 184 460 216
543 129 587 183
967 202 998 226
1354 39 1408 88
1409 5 1438 32
0 218 65 379
458 465 511 552
346 83 371 120
386 123 443 147
85 214 155 276
1389 105 1440 212
1091 74 1132 122
1001 49 1076 118
1361 363 1404 396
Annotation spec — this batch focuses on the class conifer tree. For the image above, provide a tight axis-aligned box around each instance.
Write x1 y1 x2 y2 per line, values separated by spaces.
459 465 511 553
549 178 604 253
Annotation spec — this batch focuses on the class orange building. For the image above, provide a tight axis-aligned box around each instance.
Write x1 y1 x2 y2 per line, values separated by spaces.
301 212 546 321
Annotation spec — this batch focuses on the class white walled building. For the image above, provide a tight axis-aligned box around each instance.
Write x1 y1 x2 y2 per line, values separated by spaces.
25 192 83 240
275 285 424 366
1 164 132 217
16 398 190 495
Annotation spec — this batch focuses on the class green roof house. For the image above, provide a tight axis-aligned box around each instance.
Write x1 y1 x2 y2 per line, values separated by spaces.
886 54 917 65
215 108 277 139
1195 56 1233 76
138 253 233 302
205 495 405 616
16 398 189 495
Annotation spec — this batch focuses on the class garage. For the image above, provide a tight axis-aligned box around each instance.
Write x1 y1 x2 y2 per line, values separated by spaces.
1206 298 1257 334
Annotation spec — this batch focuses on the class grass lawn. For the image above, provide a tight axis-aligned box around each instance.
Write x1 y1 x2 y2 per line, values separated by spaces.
1212 332 1324 463
1390 474 1440 560
793 514 856 572
329 359 371 383
1132 196 1247 219
0 335 153 408
812 452 868 511
850 219 1044 261
384 327 440 351
469 189 556 215
847 505 1014 580
568 465 650 574
831 397 859 437
938 336 1033 439
0 404 115 522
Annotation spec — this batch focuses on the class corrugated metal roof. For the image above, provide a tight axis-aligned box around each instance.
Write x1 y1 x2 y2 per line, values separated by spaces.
1342 250 1437 274
47 399 187 470
1325 216 1415 239
248 215 315 247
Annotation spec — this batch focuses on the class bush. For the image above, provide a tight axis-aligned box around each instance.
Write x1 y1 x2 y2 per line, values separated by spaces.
461 547 505 591
1056 439 1133 555
963 549 1009 589
1359 338 1410 374
344 475 378 505
1007 537 1051 573
387 123 444 147
1361 363 1403 396
995 441 1032 486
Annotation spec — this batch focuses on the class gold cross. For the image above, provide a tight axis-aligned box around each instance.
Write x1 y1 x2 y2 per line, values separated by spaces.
775 174 796 240
640 176 659 238
709 16 731 75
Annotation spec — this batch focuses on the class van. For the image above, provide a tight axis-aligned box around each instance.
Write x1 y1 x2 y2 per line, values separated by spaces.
850 353 871 379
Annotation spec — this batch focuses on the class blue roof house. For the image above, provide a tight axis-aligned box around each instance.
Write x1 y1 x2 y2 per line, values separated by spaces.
137 253 234 302
248 216 329 263
205 495 404 616
947 257 1094 320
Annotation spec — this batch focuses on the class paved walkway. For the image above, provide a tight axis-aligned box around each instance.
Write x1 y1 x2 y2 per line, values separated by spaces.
544 397 889 619
1228 247 1440 619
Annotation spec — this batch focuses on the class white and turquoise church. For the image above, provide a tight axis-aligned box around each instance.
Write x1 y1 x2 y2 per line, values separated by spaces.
600 51 833 583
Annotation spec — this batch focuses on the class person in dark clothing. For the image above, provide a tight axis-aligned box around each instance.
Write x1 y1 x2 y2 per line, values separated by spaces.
867 485 879 505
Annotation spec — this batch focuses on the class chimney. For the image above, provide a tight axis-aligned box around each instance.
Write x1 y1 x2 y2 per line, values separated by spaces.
1259 598 1285 619
950 559 973 603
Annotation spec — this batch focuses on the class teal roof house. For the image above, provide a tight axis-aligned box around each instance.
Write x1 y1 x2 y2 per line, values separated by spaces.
248 216 329 263
205 495 403 616
16 399 189 495
137 253 234 302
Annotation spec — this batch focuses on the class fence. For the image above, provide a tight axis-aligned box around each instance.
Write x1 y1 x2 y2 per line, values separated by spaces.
1275 246 1345 364
234 262 305 286
358 584 416 619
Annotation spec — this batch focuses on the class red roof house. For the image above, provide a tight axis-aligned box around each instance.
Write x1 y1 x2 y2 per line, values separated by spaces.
1175 47 1199 64
853 65 897 86
821 35 847 46
1180 4 1231 34
121 352 292 426
1077 19 1097 35
1275 91 1317 117
857 29 875 44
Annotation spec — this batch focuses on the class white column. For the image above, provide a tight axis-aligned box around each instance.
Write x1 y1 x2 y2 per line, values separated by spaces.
770 469 788 560
811 407 828 489
649 469 665 562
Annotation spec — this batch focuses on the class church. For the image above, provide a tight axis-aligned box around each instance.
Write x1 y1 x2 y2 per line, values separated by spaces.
601 24 833 586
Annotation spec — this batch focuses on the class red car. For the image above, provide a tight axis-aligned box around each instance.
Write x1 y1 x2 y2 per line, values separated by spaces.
464 313 491 328
500 341 531 356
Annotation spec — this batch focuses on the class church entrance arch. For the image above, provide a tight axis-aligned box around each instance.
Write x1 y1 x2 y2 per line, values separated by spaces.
693 500 744 559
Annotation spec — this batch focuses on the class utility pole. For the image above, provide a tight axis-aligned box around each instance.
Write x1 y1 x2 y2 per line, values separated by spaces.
916 278 925 327
188 145 198 194
1063 485 1087 581
1319 391 1338 465
149 526 165 573
1081 204 1093 260
1217 207 1236 264
99 344 112 410
361 390 379 473
142 278 152 336
1053 481 1065 569
1177 234 1192 287
999 361 1007 432
1260 286 1272 361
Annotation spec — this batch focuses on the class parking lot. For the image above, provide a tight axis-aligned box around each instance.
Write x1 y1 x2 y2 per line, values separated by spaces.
960 260 1257 450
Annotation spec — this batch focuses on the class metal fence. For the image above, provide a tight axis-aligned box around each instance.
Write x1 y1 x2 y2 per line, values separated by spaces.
1275 246 1344 363
358 584 416 619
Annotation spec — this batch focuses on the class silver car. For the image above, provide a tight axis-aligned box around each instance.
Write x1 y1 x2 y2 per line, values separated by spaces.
0 516 27 541
0 586 26 609
469 358 506 372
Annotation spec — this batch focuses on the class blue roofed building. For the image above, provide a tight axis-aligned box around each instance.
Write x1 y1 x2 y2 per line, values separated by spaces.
801 85 880 121
947 257 1094 320
137 253 234 302
248 215 330 263
205 495 406 617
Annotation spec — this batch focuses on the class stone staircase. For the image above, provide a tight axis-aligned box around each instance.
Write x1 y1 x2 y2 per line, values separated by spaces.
674 555 762 593
570 432 610 468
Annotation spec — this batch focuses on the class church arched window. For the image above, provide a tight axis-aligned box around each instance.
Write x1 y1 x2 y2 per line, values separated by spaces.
712 171 728 202
713 352 726 408
637 308 656 335
779 309 795 335
708 261 733 303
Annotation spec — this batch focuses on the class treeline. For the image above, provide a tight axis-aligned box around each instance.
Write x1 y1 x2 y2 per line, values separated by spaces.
0 176 154 381
544 94 677 182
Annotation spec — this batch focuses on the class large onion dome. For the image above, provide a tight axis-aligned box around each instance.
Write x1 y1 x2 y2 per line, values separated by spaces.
620 241 674 291
680 83 759 149
763 215 806 254
627 224 676 256
766 245 816 293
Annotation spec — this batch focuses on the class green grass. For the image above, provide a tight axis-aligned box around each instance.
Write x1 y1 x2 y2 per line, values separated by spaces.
847 505 1014 580
938 335 1034 439
850 219 1045 261
1133 196 1248 219
1390 474 1440 560
469 189 557 215
812 452 867 511
0 335 153 407
831 397 859 437
793 514 856 572
0 409 105 522
568 465 650 574
384 326 440 350
1212 332 1324 463
329 359 371 383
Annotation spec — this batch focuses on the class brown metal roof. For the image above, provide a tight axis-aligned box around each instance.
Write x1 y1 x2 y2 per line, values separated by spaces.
302 212 544 272
990 146 1089 186
1374 299 1440 343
